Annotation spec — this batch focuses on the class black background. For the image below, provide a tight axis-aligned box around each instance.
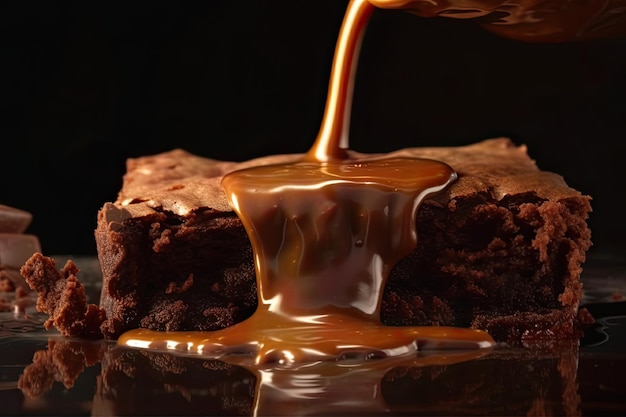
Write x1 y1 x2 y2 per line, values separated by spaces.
2 1 625 256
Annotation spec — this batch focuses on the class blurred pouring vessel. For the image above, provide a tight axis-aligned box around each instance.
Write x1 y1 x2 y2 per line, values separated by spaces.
368 0 626 42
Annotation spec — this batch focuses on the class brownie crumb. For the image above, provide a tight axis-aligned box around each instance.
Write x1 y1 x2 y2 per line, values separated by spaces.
165 274 194 294
576 307 595 327
20 253 107 338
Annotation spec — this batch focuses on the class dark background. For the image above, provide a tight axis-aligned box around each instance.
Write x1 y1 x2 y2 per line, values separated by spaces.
2 1 625 256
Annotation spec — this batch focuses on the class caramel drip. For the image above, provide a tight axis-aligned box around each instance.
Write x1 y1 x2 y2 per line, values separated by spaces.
224 158 456 319
305 0 374 162
118 0 495 366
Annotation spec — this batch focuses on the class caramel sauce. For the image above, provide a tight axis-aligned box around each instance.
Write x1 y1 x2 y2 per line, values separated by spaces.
119 0 495 365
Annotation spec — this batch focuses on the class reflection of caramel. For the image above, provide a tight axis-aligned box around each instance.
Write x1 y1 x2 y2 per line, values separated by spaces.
249 348 494 415
369 0 626 42
118 0 495 364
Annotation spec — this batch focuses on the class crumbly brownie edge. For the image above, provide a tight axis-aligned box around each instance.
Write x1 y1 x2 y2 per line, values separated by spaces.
95 204 258 339
382 192 592 342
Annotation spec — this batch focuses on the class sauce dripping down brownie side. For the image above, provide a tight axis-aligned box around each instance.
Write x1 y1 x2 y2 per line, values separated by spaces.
118 0 495 365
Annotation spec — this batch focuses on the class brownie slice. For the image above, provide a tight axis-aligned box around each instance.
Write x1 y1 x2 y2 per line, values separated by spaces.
94 138 592 342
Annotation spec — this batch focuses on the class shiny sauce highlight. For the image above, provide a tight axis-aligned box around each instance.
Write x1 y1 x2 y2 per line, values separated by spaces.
119 0 495 365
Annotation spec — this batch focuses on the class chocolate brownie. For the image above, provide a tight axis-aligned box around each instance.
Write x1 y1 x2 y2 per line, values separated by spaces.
82 138 591 342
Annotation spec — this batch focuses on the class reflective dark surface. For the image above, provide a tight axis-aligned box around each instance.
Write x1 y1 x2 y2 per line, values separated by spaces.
1 249 625 416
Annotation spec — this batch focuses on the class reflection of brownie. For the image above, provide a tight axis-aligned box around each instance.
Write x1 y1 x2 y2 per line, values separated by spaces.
16 339 582 416
95 347 256 416
98 343 580 416
16 339 255 416
381 342 582 416
93 138 591 341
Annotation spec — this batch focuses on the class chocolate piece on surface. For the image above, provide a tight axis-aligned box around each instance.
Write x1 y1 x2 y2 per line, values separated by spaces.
0 204 33 234
0 234 41 269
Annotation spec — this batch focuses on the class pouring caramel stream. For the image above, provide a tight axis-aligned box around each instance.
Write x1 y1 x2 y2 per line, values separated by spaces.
118 0 495 365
